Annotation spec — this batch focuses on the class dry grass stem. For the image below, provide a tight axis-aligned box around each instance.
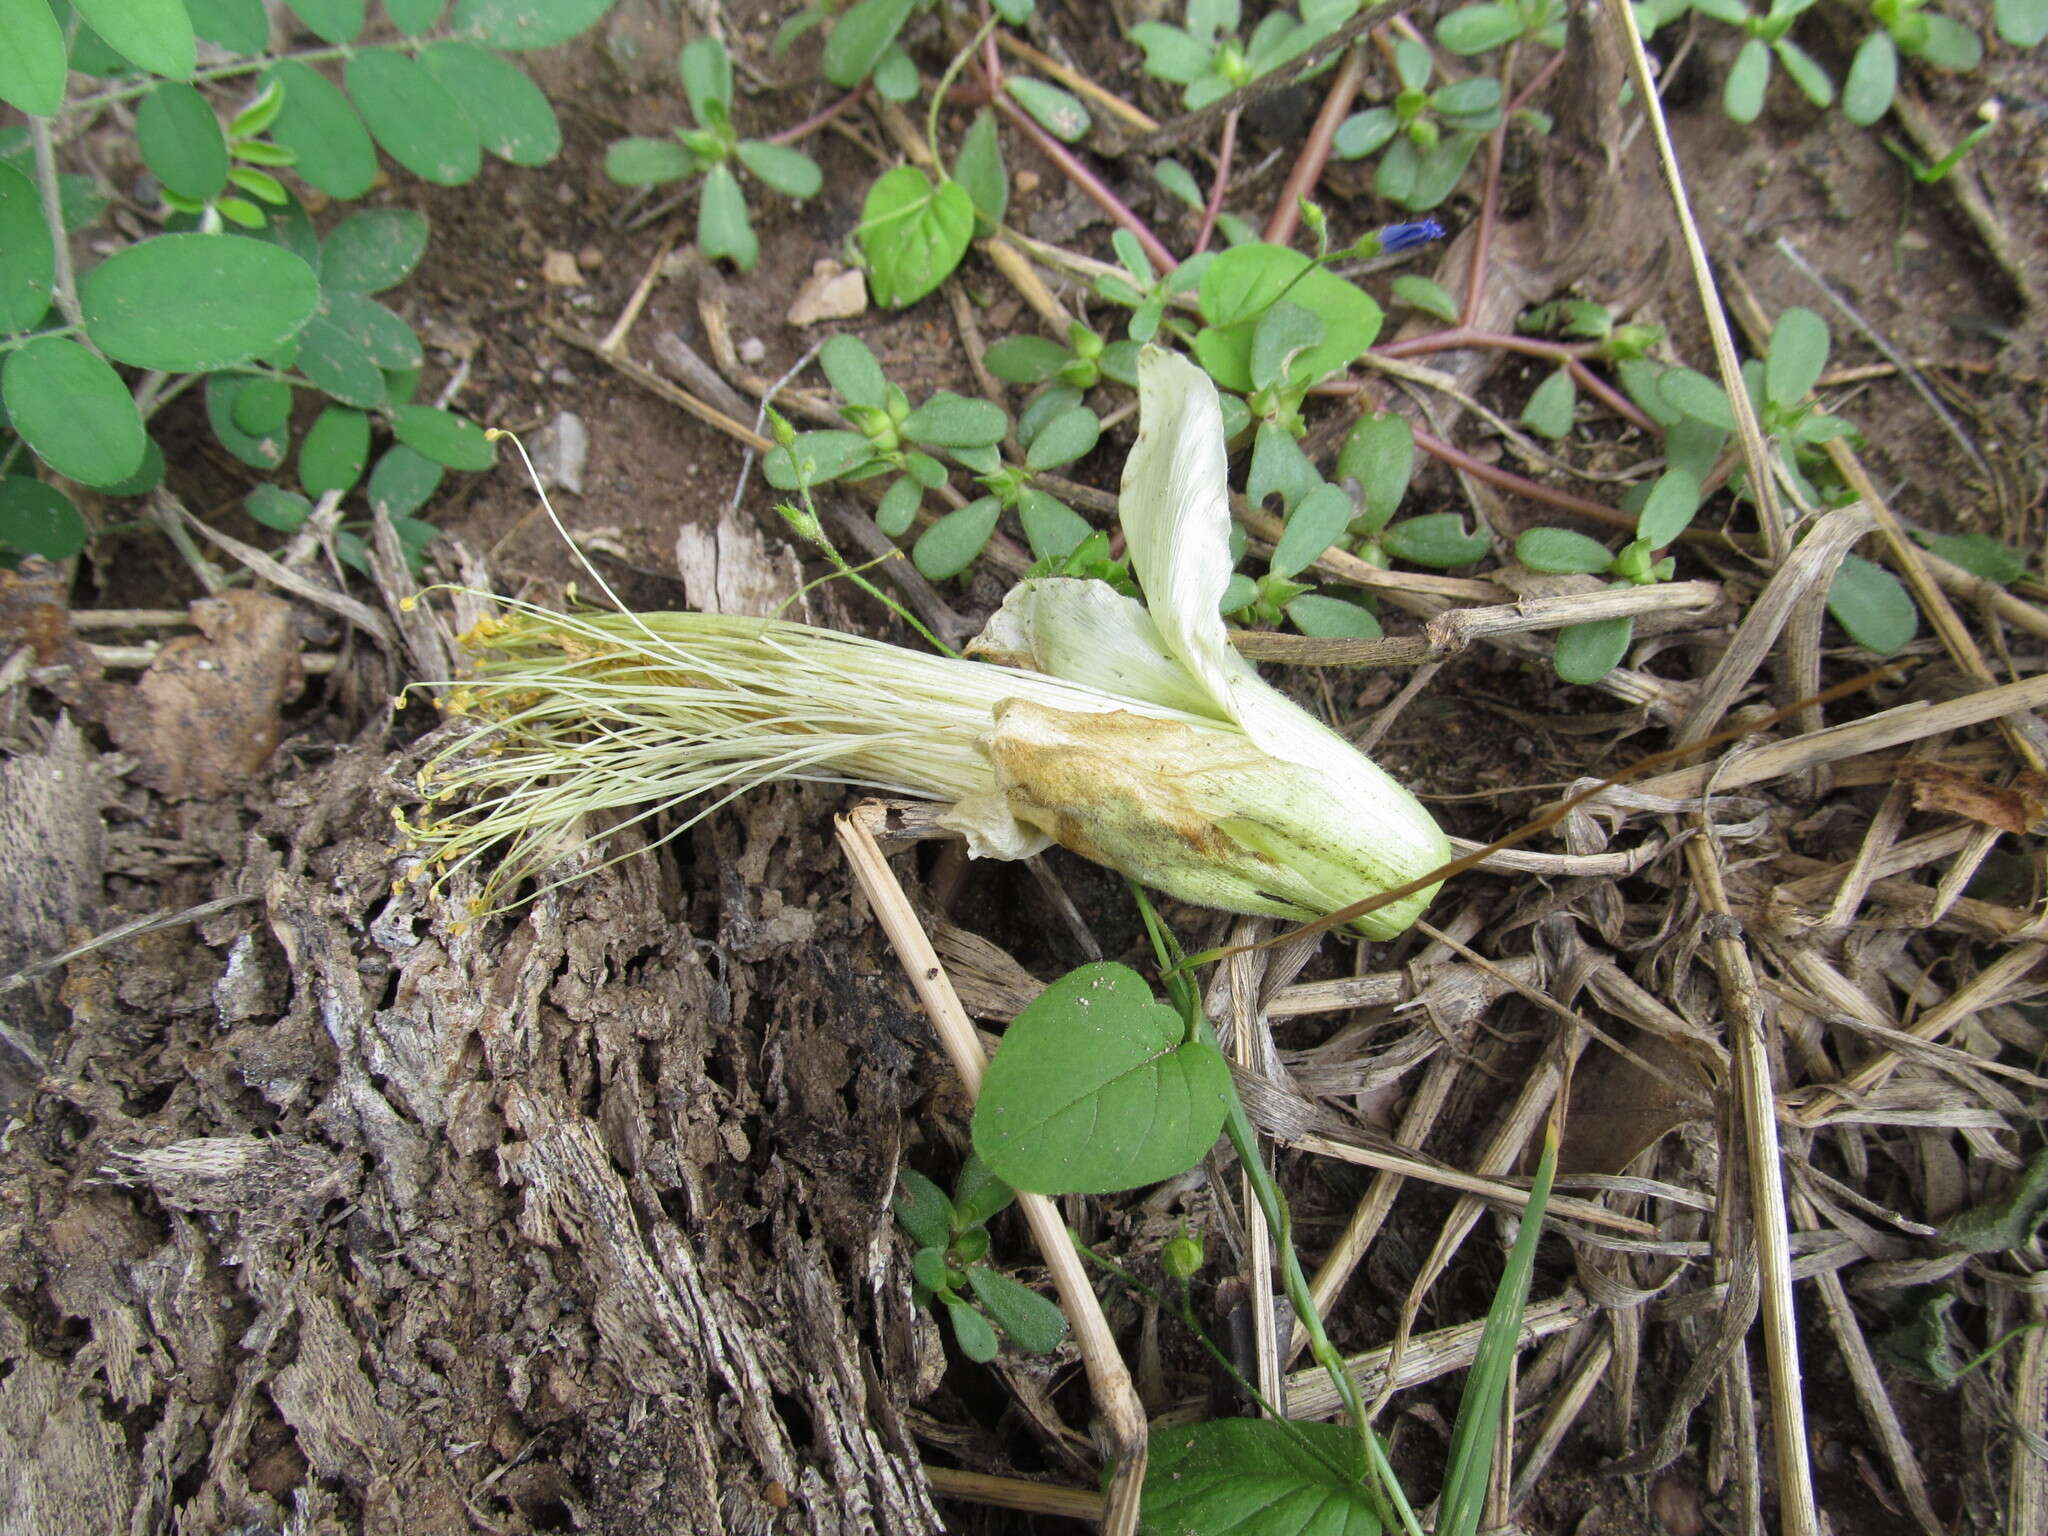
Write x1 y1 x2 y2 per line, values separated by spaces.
921 1466 1107 1521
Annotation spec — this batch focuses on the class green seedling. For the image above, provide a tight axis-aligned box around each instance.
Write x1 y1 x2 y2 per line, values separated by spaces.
1130 0 1362 110
1844 0 1985 124
1884 100 2000 182
604 38 821 272
1333 39 1503 211
0 0 606 566
984 319 1142 393
894 1157 1067 1364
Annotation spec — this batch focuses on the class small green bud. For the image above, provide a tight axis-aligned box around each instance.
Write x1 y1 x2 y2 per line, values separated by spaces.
1161 1228 1204 1279
775 500 825 547
767 406 797 451
950 1227 990 1265
1409 117 1441 151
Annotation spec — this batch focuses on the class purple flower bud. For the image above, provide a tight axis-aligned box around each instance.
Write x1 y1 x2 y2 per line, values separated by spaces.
1374 217 1446 254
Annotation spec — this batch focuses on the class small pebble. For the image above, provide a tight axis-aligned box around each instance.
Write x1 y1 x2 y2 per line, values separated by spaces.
541 249 582 286
738 336 767 365
578 245 605 270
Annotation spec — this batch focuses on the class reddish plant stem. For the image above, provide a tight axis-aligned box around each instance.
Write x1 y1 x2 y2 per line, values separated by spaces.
766 87 867 145
1263 42 1370 247
1458 45 1566 327
1411 425 1636 533
989 88 1179 272
1373 327 1659 434
1192 108 1239 256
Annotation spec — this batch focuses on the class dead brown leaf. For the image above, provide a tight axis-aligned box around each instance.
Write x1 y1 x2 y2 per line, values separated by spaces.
104 590 302 797
1897 760 2048 835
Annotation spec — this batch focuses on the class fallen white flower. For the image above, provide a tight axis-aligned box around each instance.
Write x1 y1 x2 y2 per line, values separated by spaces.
410 348 1449 937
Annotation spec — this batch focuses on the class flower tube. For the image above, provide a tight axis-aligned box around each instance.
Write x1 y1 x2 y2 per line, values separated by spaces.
410 348 1450 937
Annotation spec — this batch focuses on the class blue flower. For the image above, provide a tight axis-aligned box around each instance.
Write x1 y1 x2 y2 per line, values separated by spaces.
1373 218 1446 255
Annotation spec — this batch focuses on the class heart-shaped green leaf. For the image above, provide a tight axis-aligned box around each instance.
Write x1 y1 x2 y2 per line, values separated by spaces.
1144 1419 1381 1536
973 962 1231 1195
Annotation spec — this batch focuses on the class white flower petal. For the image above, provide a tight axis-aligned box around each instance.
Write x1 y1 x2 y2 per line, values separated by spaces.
967 577 1222 720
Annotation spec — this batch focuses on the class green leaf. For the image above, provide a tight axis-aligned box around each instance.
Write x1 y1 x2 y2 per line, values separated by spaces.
420 42 561 165
1017 488 1089 561
1724 37 1771 124
823 0 915 87
763 429 877 488
912 494 1001 579
228 166 288 205
1390 274 1460 322
1129 22 1212 84
1842 31 1897 126
1286 593 1382 638
1144 1420 1381 1536
1194 244 1382 393
965 1266 1067 1353
1554 615 1633 683
383 0 445 34
874 474 921 537
299 404 370 496
230 375 292 436
605 136 691 186
972 962 1232 1196
194 2 272 62
1827 553 1918 655
679 36 731 124
0 0 68 116
697 161 757 270
73 0 196 77
0 162 53 331
97 434 164 495
870 43 918 102
266 60 379 199
1657 366 1737 431
984 336 1071 385
346 48 482 186
1248 422 1322 514
1382 512 1489 567
903 391 1006 449
1636 468 1701 547
1015 385 1082 447
819 333 886 409
1249 302 1325 393
1997 0 2048 46
951 1152 1015 1230
0 477 88 560
1664 416 1726 482
2 336 145 487
1436 2 1523 54
1153 157 1203 208
449 0 616 51
1336 412 1413 534
1520 367 1576 438
1271 482 1355 580
392 404 496 470
1921 532 2026 586
321 290 422 370
286 0 364 43
1433 75 1504 117
1334 106 1399 159
735 139 821 200
322 208 428 293
245 483 312 531
1615 358 1683 427
1772 39 1833 109
1765 306 1828 407
1915 13 1983 68
953 110 1007 232
1939 1148 2048 1254
944 1297 999 1362
293 310 386 406
1004 77 1090 142
892 1168 954 1250
1024 406 1099 470
857 165 974 309
205 374 288 468
1516 527 1613 574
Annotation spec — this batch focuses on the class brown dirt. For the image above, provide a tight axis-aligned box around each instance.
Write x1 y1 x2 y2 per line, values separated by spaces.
4 3 2046 1534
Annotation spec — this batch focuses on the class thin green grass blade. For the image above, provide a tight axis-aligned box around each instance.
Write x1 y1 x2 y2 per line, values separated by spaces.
1434 1118 1559 1536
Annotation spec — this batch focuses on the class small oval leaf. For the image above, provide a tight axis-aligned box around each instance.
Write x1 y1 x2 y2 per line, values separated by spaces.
346 48 482 186
2 335 146 486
